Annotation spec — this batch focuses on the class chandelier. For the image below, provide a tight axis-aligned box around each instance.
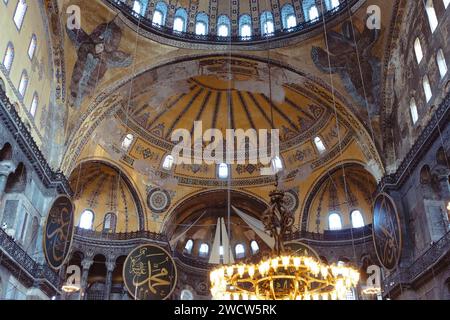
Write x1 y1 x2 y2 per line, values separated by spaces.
210 186 360 300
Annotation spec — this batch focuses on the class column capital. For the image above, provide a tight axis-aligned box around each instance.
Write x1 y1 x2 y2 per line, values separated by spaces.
106 261 116 272
0 160 16 176
81 259 94 270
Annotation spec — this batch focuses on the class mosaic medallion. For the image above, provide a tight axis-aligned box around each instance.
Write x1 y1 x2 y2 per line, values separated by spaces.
43 195 75 270
372 193 402 271
123 244 177 300
147 188 171 213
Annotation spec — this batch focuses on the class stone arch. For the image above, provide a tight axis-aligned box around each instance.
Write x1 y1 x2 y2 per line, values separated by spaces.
0 143 13 161
5 163 27 193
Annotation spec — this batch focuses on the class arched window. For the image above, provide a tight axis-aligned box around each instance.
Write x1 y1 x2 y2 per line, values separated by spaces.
239 14 252 38
199 243 209 257
271 156 283 174
13 0 27 29
184 239 194 254
27 34 37 60
235 244 245 259
281 4 296 29
30 92 38 117
218 163 229 179
437 49 448 79
121 133 134 150
219 245 224 256
103 212 117 232
314 136 326 154
195 12 208 35
425 0 438 33
162 154 174 170
79 210 94 230
132 0 144 16
217 15 230 37
3 42 14 73
326 0 340 10
173 8 187 32
328 213 342 230
414 38 423 63
351 210 364 228
423 75 432 102
260 11 274 35
410 97 419 124
250 240 259 254
444 0 450 9
152 1 168 26
18 70 28 98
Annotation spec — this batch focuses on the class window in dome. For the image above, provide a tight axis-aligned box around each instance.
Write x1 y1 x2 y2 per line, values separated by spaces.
308 5 319 21
153 2 168 26
173 8 187 32
184 239 194 254
199 243 209 257
180 289 194 300
235 244 245 259
132 1 142 15
314 136 326 154
79 210 94 230
328 213 342 230
217 15 230 37
162 154 174 171
121 133 134 150
437 49 448 79
18 70 28 98
27 34 37 60
414 38 423 63
239 15 252 38
423 75 432 102
219 245 224 256
218 163 229 179
281 4 296 29
195 13 208 35
250 240 259 254
13 0 27 30
3 42 14 74
425 0 438 33
327 0 340 10
30 92 38 117
410 97 419 124
103 212 117 232
261 11 274 35
351 210 364 228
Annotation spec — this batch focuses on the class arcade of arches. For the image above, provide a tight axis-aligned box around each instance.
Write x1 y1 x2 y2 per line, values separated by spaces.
0 0 449 301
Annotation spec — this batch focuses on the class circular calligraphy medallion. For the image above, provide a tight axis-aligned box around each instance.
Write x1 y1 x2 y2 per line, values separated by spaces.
372 193 402 271
147 188 171 213
43 195 75 270
123 244 177 300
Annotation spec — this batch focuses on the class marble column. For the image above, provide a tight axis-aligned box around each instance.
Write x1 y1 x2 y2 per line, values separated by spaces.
104 261 116 300
80 259 93 300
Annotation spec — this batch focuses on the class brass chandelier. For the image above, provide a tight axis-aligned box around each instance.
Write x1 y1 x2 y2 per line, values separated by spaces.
210 186 360 300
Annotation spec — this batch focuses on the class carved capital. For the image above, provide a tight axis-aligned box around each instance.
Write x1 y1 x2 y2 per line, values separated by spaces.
81 259 93 270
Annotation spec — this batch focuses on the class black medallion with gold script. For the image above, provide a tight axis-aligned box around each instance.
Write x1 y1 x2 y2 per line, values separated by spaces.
123 244 177 300
43 195 75 270
372 193 402 271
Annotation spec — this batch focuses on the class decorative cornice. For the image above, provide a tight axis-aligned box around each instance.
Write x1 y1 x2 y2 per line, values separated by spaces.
378 91 450 192
0 87 73 196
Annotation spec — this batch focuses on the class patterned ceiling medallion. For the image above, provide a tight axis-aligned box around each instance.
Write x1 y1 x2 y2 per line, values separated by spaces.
283 190 299 213
147 188 171 213
372 193 402 271
43 195 75 270
123 244 177 300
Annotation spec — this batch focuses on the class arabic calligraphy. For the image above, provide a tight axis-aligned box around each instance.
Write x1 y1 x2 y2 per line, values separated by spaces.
372 194 402 271
43 196 75 270
123 245 177 300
